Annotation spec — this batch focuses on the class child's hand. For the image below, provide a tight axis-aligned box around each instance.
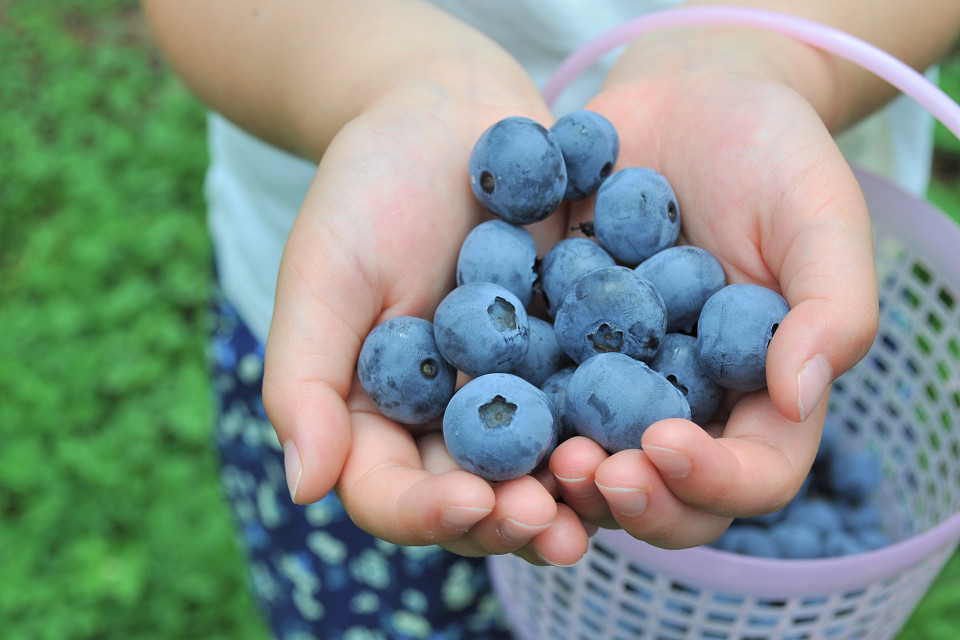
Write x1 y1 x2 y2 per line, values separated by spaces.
549 27 880 547
261 87 593 567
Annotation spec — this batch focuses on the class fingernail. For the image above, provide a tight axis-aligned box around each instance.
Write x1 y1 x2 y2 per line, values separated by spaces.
497 517 552 544
643 445 692 479
283 440 302 503
534 550 580 567
555 474 598 499
440 505 492 532
595 483 649 517
797 354 833 422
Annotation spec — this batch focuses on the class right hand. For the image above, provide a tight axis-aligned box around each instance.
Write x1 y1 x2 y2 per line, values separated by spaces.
262 83 594 567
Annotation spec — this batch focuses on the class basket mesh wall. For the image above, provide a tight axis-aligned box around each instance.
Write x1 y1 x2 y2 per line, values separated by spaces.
488 198 960 639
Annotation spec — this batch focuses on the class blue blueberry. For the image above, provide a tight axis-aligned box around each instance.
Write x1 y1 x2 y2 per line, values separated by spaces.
456 220 538 308
841 500 883 531
696 283 790 392
648 333 724 426
357 316 457 424
856 527 892 551
549 110 619 201
539 238 615 318
442 373 557 481
593 167 681 265
553 266 667 364
540 365 578 443
769 521 823 559
510 316 573 387
433 282 530 378
827 449 882 503
814 419 843 468
824 529 868 557
564 352 691 453
712 525 780 557
634 245 726 333
469 116 567 225
784 497 845 536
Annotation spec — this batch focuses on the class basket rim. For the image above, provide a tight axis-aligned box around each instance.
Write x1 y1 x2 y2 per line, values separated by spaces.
587 508 960 597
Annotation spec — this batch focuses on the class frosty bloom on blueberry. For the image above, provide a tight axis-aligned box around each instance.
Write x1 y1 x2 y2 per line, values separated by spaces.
457 219 538 308
592 167 681 265
564 352 691 453
357 316 457 425
433 282 530 379
553 265 667 364
549 109 620 201
442 373 557 482
696 283 790 392
468 116 567 225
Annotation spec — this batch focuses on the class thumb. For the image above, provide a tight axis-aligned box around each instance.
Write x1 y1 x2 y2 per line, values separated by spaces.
764 161 879 423
262 211 374 504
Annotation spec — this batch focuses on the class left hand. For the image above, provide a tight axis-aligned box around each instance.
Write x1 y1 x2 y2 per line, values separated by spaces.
548 26 879 548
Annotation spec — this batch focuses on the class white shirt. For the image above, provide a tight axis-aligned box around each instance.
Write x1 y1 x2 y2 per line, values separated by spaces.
205 0 935 343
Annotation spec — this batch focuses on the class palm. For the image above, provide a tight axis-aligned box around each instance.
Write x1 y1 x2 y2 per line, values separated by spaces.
264 96 589 565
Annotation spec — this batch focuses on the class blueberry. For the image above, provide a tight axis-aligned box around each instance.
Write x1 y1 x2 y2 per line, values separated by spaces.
510 316 573 387
442 373 557 481
784 497 845 535
593 167 681 265
857 527 892 550
823 529 868 557
649 333 724 426
712 525 779 557
549 110 619 201
433 282 530 378
769 521 823 559
696 283 790 392
540 365 578 443
469 116 567 225
634 245 726 334
456 219 538 308
814 418 843 468
553 266 667 364
357 316 457 424
841 500 883 531
827 449 882 503
564 352 691 453
539 238 615 318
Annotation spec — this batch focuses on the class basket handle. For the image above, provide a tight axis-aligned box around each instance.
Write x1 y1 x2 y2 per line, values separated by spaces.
543 6 960 140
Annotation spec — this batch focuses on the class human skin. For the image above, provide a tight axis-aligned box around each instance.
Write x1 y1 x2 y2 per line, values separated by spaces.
142 0 960 564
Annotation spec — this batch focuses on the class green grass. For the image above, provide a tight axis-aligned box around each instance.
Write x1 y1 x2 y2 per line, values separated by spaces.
0 2 268 638
1 2 958 639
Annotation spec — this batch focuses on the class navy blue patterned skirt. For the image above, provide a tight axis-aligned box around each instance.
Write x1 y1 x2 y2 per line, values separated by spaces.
209 292 513 640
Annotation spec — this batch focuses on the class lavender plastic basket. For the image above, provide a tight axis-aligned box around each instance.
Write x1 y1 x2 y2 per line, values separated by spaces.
487 8 960 640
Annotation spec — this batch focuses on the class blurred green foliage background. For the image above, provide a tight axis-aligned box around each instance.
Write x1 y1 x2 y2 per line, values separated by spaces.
1 2 958 639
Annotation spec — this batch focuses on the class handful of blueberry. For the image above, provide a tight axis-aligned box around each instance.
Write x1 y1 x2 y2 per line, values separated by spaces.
358 111 790 482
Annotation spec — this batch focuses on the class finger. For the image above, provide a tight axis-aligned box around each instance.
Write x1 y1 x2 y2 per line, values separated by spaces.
549 436 619 528
640 396 826 518
594 449 733 549
262 229 374 504
761 148 879 423
514 503 592 567
457 474 560 556
337 407 496 546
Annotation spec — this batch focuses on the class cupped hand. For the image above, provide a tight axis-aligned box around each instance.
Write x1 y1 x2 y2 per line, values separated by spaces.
550 31 879 548
261 85 591 566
